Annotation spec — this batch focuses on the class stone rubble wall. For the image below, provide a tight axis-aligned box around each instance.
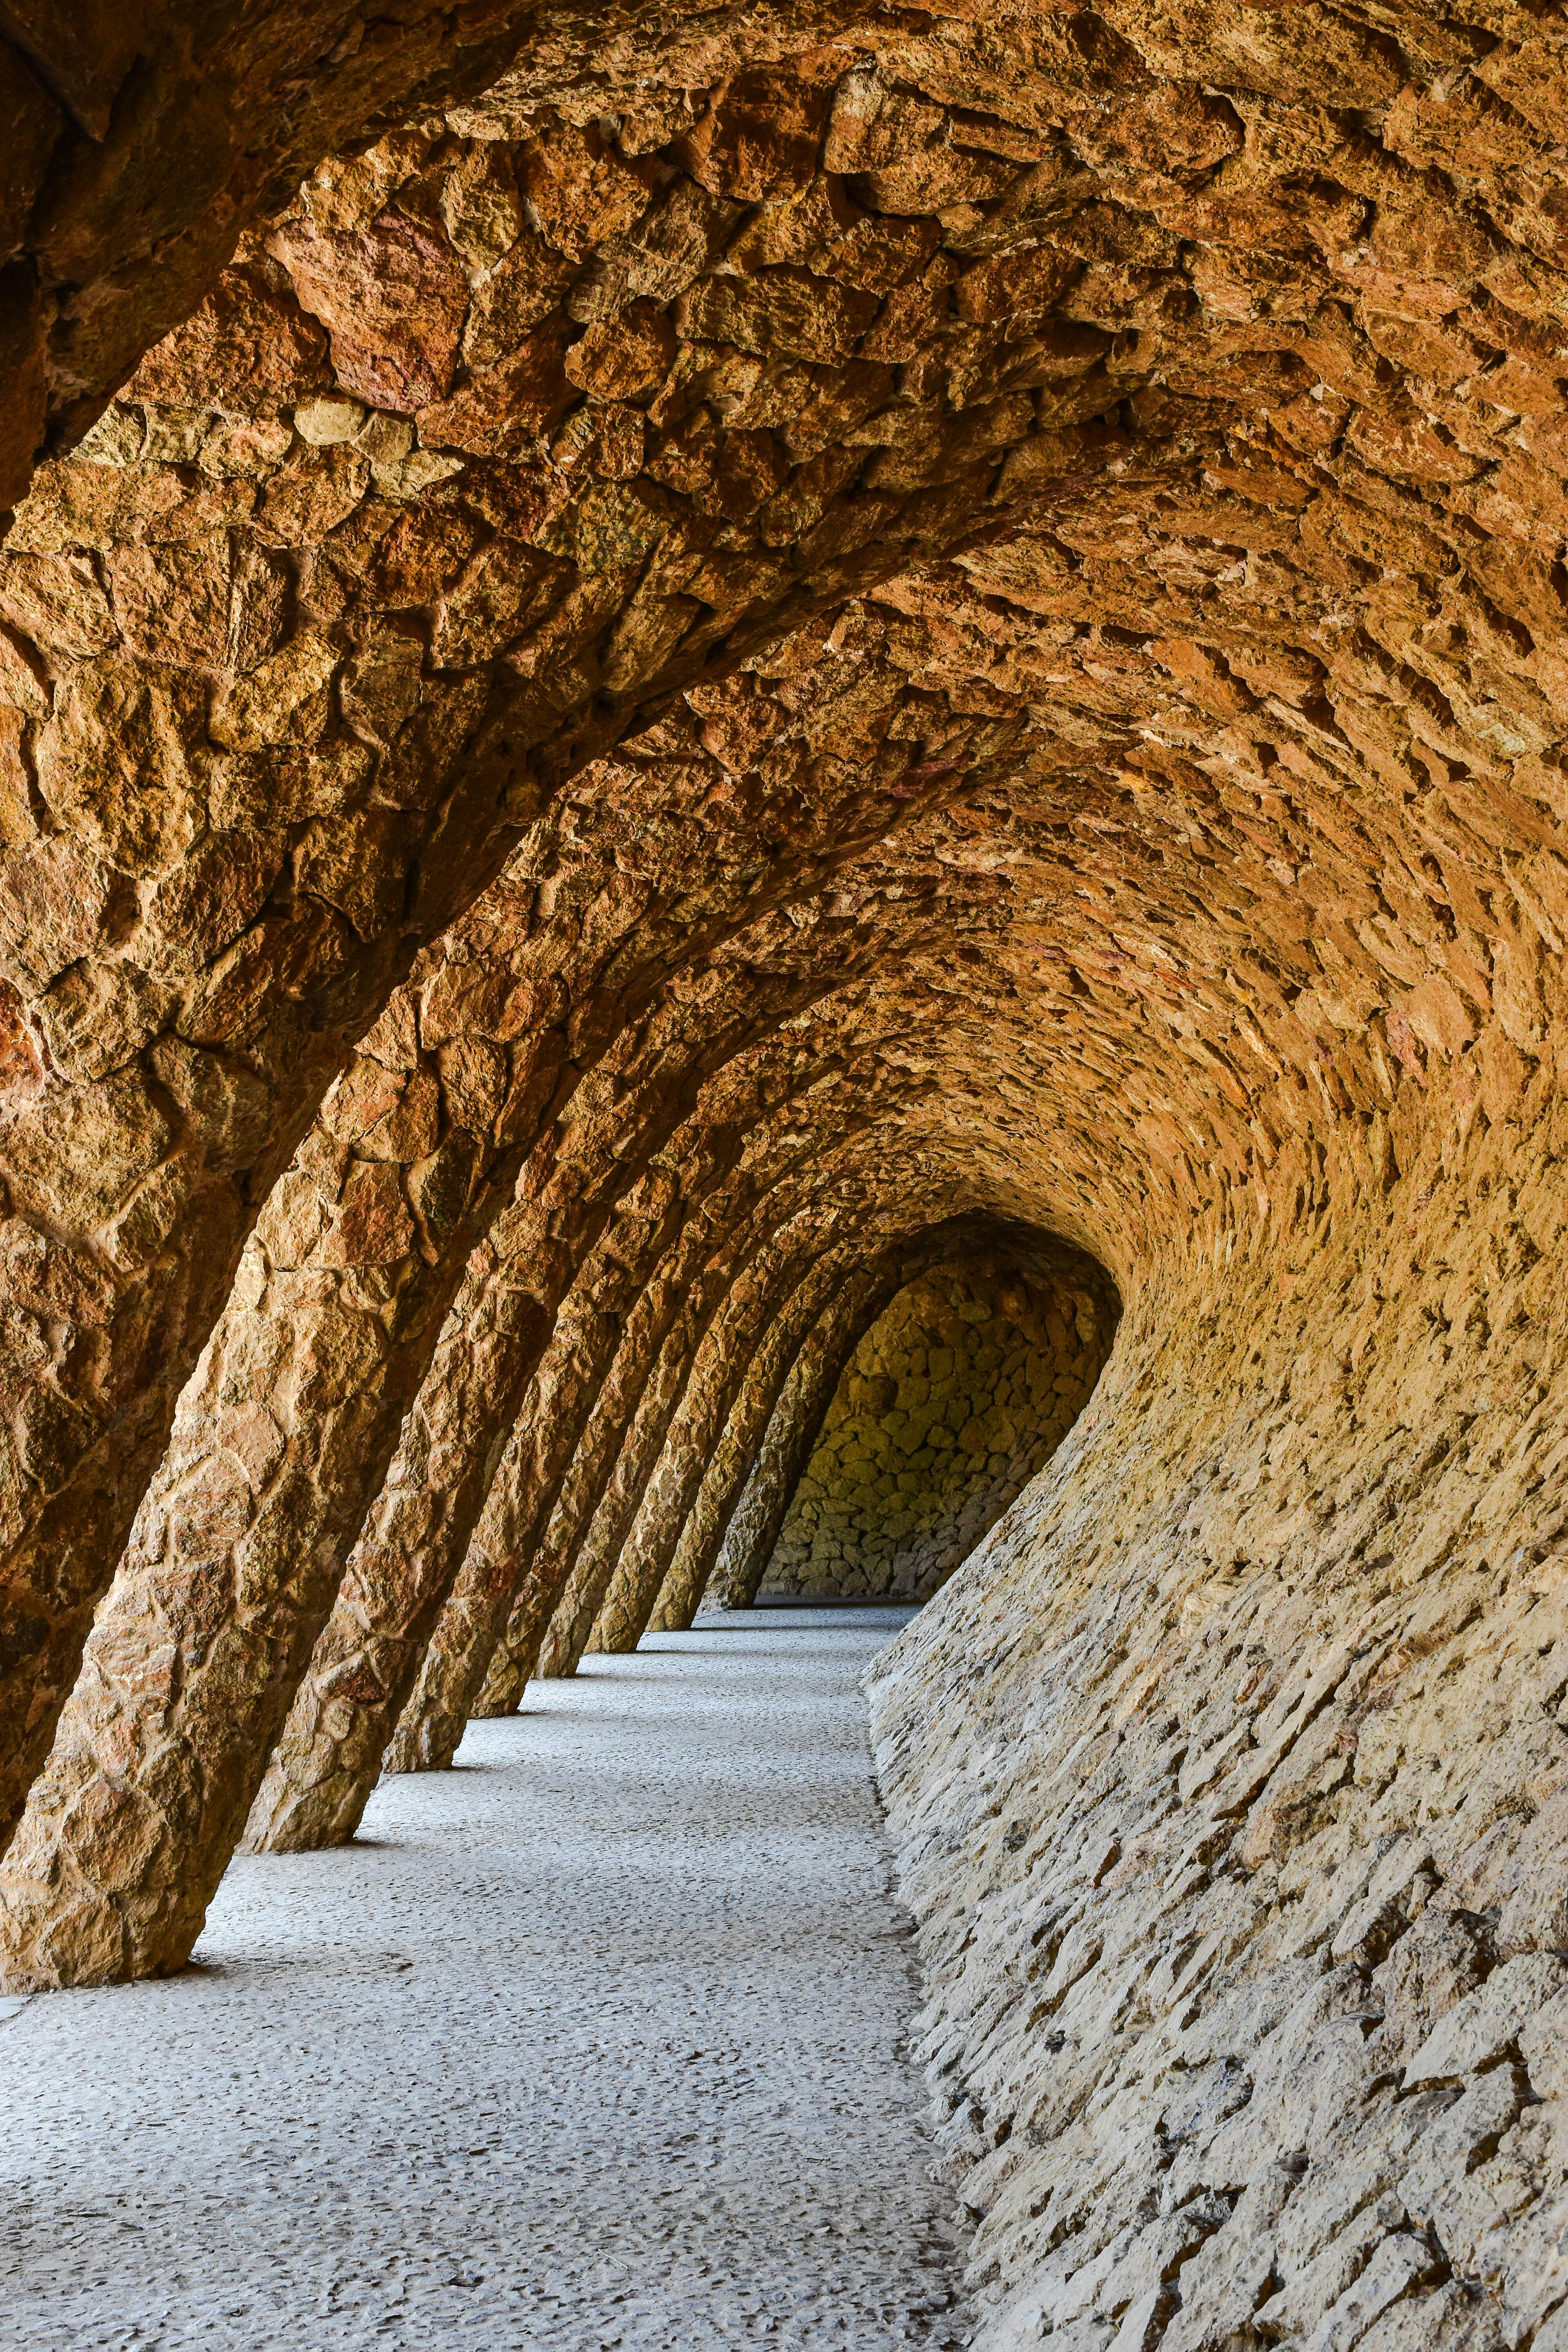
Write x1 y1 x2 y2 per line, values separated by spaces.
759 1259 1113 1603
868 1092 1568 2352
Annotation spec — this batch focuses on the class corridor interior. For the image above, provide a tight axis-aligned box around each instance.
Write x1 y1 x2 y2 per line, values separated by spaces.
4 1 1568 2347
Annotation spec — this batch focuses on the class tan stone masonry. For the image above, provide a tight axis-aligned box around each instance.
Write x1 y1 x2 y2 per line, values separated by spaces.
869 1093 1568 2349
4 5 1568 2343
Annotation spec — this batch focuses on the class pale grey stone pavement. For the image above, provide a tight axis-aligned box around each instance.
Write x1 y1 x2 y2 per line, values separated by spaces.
2 1606 968 2350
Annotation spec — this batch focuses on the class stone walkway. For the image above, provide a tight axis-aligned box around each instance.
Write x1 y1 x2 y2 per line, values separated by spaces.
2 1607 967 2350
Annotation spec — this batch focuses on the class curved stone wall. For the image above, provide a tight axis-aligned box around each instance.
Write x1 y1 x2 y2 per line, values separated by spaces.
868 1098 1568 2351
758 1258 1112 1602
2 6 1568 2345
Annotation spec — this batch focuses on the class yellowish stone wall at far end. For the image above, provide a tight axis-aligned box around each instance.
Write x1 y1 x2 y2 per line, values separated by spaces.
758 1262 1112 1603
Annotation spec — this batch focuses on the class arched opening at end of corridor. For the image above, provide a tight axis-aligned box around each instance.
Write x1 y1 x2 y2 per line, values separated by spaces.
757 1256 1114 1606
705 1230 1120 1618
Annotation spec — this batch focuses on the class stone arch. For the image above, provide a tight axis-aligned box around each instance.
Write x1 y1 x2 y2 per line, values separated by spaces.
726 1241 1118 1608
4 10 1568 2347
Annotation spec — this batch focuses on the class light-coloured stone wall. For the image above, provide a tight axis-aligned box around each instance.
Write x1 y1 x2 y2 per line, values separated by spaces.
759 1260 1111 1603
869 1094 1568 2352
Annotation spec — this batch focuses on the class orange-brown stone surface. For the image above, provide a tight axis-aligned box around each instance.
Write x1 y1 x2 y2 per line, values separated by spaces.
0 61 1044 1839
3 2 1568 2340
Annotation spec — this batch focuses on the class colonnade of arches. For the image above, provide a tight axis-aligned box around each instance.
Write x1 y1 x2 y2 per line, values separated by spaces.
3 1 1568 2343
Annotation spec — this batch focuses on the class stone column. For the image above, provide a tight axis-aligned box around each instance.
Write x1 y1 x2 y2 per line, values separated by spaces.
392 1208 717 1761
620 1247 868 1646
387 1202 739 1757
630 1251 888 1637
529 1213 824 1682
387 1082 903 1759
0 861 804 1980
240 968 857 1846
566 1218 854 1664
236 1170 680 1853
0 828 621 1947
660 1261 893 1624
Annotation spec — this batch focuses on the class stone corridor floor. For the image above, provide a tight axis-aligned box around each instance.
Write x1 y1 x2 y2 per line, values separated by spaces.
1 1606 969 2350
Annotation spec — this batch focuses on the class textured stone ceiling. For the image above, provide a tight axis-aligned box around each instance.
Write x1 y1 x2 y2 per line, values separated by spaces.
2 3 1568 2345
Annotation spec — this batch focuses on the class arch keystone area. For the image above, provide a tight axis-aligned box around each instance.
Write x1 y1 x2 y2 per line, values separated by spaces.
4 4 1568 2345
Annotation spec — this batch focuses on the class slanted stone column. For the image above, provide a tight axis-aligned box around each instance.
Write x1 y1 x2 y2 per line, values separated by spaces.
0 838 614 1971
535 1210 834 1679
574 1218 861 1660
390 1209 711 1761
374 1031 912 1766
0 851 818 1977
624 1248 870 1644
667 1261 893 1622
238 1171 681 1853
241 966 865 1842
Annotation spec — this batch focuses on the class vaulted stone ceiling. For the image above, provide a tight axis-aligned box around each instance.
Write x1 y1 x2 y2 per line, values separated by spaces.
2 4 1568 2346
